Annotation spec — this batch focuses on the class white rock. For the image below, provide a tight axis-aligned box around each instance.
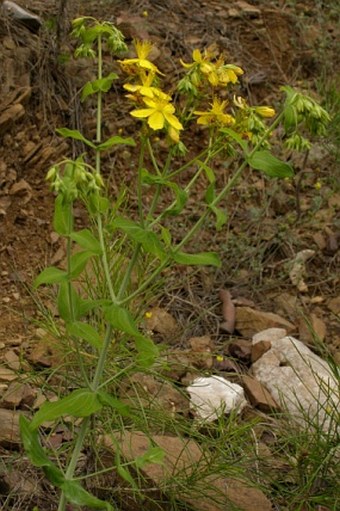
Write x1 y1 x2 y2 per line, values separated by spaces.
187 376 247 422
252 328 287 344
251 334 339 434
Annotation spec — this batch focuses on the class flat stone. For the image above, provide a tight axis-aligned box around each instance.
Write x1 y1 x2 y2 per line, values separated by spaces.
0 408 21 447
328 296 340 315
2 381 36 409
242 375 279 412
189 335 214 352
0 367 17 382
102 431 272 511
4 349 20 371
251 334 339 433
236 307 295 338
298 314 327 344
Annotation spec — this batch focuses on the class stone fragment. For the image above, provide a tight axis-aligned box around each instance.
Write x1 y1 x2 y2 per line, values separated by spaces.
102 431 271 511
0 408 21 446
187 376 246 422
234 0 261 16
4 349 20 371
0 103 25 134
189 335 214 352
289 249 315 292
252 328 287 344
251 332 339 432
228 339 252 363
162 349 214 380
0 367 17 382
27 336 62 368
298 314 327 344
327 296 340 315
273 292 299 322
242 375 279 412
251 340 271 363
1 381 36 409
0 469 39 497
144 306 179 341
236 307 295 338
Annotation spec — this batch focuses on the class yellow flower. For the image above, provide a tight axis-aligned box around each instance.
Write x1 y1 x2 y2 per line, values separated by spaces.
123 73 170 101
145 311 152 319
194 98 235 126
255 106 276 118
181 48 219 86
130 95 183 132
119 40 163 74
217 64 244 85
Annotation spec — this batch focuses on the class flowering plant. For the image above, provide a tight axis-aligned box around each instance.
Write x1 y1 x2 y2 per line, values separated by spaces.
19 17 330 511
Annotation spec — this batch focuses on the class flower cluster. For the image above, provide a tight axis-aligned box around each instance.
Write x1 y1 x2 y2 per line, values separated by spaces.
119 41 183 142
46 158 103 203
119 41 284 146
179 47 244 91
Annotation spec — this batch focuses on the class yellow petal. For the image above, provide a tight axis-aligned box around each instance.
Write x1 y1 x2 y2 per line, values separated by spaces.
143 97 157 108
168 126 180 143
180 58 194 69
130 108 154 118
148 111 164 130
192 49 202 63
163 111 183 130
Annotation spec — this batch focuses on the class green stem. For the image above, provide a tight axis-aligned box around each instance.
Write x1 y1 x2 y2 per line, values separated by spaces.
58 34 116 511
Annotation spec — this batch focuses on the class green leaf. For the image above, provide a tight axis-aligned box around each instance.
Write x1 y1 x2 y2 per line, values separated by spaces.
247 150 294 178
210 205 228 231
163 182 188 216
116 460 138 490
57 281 82 322
70 229 102 255
66 321 103 349
134 336 159 367
172 251 221 267
61 479 113 510
98 392 132 417
56 128 96 149
30 389 103 429
197 160 216 184
220 127 248 152
205 182 215 205
135 445 165 469
97 135 135 151
69 250 93 278
20 416 52 467
20 416 65 485
105 304 143 338
105 304 159 367
53 195 73 235
111 217 165 260
34 267 67 288
81 72 118 101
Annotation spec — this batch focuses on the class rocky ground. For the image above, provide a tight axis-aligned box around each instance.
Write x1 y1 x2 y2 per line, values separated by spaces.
0 1 339 510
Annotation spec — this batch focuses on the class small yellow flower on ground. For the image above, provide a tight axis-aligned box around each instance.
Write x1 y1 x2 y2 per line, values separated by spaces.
194 98 235 126
130 94 183 132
